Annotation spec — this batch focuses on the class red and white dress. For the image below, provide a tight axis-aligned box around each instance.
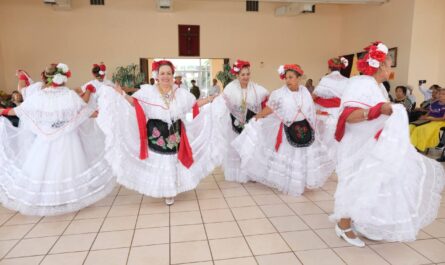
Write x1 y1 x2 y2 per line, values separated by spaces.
332 75 445 241
313 71 348 161
0 87 115 216
232 85 335 196
211 79 269 183
96 84 216 198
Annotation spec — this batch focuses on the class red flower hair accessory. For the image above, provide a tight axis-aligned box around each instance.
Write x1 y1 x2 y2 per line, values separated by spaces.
230 60 250 75
277 64 304 80
357 41 389 76
152 60 175 78
328 57 348 70
93 63 107 77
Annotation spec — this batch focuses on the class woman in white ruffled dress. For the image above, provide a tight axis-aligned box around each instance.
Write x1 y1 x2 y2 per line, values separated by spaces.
232 64 335 196
332 42 445 247
313 57 349 162
0 63 115 216
96 60 216 205
211 60 269 183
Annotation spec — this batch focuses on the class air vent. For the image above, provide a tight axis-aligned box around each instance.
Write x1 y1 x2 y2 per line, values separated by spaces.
246 0 259 12
90 0 104 5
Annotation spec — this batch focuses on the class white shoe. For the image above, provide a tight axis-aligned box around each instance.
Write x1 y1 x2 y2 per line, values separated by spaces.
165 197 175 206
335 224 365 247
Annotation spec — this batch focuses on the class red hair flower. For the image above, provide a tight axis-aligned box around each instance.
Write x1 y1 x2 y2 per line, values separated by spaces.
152 60 175 78
230 60 250 75
277 64 304 80
357 41 389 76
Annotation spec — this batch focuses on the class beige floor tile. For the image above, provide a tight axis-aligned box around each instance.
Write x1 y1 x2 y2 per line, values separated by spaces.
269 216 309 232
4 215 41 226
75 206 109 220
0 256 44 265
214 257 257 265
141 196 164 204
218 181 244 189
232 206 265 220
226 196 256 208
321 181 338 191
101 215 137 232
288 202 324 215
197 182 220 190
0 208 16 215
221 188 250 197
370 242 431 265
64 218 103 235
84 248 129 265
201 209 235 223
6 236 58 258
139 202 170 215
171 224 207 242
256 252 302 265
244 186 275 196
407 239 445 263
278 194 310 203
132 227 169 246
171 240 212 264
40 213 76 223
314 200 335 214
181 262 213 265
91 195 115 207
422 220 445 238
334 246 390 265
136 213 169 228
50 233 96 254
209 237 252 260
314 228 351 248
0 214 15 226
0 240 18 259
92 230 134 250
196 189 224 200
238 218 276 236
40 251 88 265
281 230 328 251
171 211 202 226
300 214 332 229
295 249 345 265
175 190 197 201
169 200 200 213
245 233 291 255
25 221 70 238
0 224 34 240
260 204 294 217
113 195 143 206
417 230 434 240
252 194 283 205
118 187 140 196
108 205 140 217
304 190 334 201
205 221 242 239
127 244 169 265
198 198 229 210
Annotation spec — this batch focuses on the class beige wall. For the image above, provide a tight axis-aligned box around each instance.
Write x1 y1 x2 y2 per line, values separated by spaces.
338 0 415 90
407 0 445 100
0 0 343 93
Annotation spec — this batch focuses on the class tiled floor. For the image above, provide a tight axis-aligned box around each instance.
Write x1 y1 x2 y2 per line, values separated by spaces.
1 167 445 265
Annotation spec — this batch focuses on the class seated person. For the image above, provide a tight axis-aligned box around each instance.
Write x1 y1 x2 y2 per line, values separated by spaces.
410 85 440 122
394 85 413 112
410 88 445 152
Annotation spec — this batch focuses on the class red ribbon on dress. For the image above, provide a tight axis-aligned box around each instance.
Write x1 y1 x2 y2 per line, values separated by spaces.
1 108 12 116
86 84 96 93
261 96 269 109
275 122 284 152
335 102 386 142
192 102 199 118
314 97 341 108
18 73 30 86
133 99 149 160
178 122 194 168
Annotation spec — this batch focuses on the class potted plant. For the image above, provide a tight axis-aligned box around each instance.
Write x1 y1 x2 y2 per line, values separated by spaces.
216 63 235 88
112 64 146 89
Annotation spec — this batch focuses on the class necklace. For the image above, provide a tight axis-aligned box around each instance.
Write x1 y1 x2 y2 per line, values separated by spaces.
158 85 173 108
241 87 248 115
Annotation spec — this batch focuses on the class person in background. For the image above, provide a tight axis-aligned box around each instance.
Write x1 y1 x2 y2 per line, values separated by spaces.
209 78 221 97
10 91 23 107
407 86 416 104
174 74 188 90
149 78 155 85
394 85 413 112
418 82 439 101
305 78 315 94
190 80 200 99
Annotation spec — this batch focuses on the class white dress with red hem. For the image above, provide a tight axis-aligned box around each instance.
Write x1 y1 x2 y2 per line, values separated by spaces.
97 84 215 198
211 80 269 183
331 75 445 242
232 85 335 196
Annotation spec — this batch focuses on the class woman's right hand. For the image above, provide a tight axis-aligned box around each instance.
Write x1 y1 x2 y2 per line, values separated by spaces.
380 102 393 115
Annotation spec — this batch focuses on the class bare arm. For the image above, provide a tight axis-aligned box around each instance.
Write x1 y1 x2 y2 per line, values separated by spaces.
346 102 392 124
255 106 273 120
196 95 215 107
0 108 16 116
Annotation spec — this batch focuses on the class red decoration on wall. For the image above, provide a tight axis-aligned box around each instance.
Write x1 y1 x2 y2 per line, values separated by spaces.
178 25 200 57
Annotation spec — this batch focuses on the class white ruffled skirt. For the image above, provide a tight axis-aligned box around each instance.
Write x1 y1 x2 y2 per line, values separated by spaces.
316 106 340 163
0 117 115 216
232 116 335 196
97 90 216 198
331 105 445 242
